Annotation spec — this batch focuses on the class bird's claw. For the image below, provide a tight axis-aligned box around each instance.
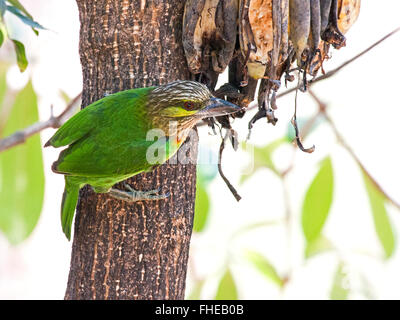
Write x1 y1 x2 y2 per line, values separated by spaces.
123 183 134 192
130 187 169 201
108 184 169 202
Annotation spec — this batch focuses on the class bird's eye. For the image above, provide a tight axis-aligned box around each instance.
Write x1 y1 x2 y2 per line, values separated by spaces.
184 101 196 111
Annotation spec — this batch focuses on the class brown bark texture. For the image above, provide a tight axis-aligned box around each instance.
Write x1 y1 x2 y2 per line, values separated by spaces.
65 0 197 300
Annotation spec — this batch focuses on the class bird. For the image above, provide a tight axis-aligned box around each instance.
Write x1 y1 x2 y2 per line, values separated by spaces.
45 80 241 240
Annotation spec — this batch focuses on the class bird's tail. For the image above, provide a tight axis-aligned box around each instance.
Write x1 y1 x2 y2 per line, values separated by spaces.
61 178 80 240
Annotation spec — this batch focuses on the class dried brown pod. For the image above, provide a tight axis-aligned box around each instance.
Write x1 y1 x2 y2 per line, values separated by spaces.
239 0 272 79
228 53 259 116
321 0 346 49
320 0 332 34
308 41 330 76
237 1 290 133
214 0 240 72
309 0 321 53
274 0 290 78
182 0 238 76
338 0 361 34
239 0 289 80
289 0 311 68
309 0 361 75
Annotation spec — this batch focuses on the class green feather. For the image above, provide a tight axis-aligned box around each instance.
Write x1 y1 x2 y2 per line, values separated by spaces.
61 177 81 240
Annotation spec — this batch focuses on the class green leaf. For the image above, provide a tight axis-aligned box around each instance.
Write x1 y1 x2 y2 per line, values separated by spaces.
215 268 238 300
193 171 210 233
6 5 45 34
305 234 334 259
245 250 284 287
11 39 27 72
330 262 350 300
362 171 395 259
240 137 287 183
0 81 45 244
302 156 334 243
187 280 205 300
6 0 33 19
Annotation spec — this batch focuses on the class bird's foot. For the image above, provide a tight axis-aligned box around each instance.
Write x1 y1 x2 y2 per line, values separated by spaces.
108 183 170 202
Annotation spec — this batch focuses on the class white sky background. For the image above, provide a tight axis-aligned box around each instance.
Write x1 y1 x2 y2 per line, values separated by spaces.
0 1 400 299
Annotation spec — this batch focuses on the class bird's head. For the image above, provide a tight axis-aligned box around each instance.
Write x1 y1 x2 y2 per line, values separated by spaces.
147 80 241 132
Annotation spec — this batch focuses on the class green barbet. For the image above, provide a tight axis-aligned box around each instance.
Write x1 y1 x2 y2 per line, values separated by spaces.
46 80 241 240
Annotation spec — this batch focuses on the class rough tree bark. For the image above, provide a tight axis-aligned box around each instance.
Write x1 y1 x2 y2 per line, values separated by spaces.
65 0 197 300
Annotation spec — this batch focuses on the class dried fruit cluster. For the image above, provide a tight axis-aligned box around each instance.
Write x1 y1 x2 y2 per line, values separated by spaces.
183 0 361 129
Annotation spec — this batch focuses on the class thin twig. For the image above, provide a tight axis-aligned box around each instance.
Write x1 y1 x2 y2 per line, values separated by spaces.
0 92 82 152
291 73 315 153
218 132 242 202
308 89 400 211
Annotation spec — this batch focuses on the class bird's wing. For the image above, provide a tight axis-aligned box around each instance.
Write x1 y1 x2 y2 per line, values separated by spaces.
45 101 99 148
45 87 153 148
50 87 159 177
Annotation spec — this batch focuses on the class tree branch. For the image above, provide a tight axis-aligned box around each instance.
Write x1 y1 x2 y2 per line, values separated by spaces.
308 88 400 211
0 92 82 152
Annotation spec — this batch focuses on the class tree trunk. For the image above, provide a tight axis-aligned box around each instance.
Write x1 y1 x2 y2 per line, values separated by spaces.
65 0 197 300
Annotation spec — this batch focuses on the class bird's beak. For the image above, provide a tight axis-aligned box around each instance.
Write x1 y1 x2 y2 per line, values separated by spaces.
196 97 242 118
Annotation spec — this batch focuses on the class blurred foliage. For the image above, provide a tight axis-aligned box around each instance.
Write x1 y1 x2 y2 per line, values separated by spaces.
191 113 398 300
0 0 45 71
215 268 238 300
245 250 284 288
0 3 46 243
330 262 350 300
301 156 334 244
240 137 287 183
362 170 395 259
193 167 212 233
193 154 218 232
304 234 334 259
0 66 45 244
187 279 205 300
